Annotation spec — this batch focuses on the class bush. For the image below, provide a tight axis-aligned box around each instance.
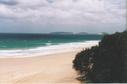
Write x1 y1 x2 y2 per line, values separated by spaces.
73 31 127 83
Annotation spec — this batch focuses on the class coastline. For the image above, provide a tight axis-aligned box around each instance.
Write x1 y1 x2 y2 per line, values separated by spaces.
0 41 99 84
0 40 99 58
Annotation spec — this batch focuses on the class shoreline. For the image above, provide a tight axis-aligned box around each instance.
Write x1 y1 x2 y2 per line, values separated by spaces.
0 42 99 84
0 40 99 58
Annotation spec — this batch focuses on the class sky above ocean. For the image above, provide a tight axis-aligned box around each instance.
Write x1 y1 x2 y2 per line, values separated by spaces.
0 0 126 33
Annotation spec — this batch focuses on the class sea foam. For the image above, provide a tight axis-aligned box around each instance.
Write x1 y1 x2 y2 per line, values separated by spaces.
0 40 99 58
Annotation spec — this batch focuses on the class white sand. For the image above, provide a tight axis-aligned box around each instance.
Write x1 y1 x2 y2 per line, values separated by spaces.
0 41 99 84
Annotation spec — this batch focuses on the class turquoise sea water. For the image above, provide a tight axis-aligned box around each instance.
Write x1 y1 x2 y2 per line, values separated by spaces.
0 33 103 57
0 33 103 49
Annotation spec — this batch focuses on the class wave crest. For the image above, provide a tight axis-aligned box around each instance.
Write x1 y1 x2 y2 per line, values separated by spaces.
0 40 99 58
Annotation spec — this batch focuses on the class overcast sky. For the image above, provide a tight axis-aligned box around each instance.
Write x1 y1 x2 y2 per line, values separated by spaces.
0 0 126 33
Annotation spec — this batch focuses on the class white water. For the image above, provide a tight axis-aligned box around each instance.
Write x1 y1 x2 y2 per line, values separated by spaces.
0 40 99 58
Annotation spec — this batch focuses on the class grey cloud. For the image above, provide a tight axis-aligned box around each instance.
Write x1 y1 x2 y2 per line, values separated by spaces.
0 0 126 33
0 0 18 6
47 0 54 3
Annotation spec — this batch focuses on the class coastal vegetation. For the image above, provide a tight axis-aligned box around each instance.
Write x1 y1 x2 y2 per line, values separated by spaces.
73 31 127 83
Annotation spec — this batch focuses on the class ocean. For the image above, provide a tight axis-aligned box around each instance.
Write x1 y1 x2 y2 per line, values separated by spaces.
0 33 103 57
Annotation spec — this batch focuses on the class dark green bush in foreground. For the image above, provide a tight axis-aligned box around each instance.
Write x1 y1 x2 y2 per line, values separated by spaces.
73 31 127 83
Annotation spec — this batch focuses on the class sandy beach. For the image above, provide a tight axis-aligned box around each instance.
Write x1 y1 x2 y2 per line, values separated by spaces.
0 41 98 84
0 50 81 84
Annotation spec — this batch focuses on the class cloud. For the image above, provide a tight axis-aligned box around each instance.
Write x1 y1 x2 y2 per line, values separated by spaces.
0 0 18 6
0 0 126 33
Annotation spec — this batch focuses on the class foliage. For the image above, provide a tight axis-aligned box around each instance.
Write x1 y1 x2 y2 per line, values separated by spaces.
73 31 127 83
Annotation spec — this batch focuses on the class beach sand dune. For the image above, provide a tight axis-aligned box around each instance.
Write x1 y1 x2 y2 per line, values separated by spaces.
0 51 80 84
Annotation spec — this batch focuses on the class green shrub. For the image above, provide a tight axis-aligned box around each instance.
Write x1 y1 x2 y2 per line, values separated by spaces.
73 31 127 83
